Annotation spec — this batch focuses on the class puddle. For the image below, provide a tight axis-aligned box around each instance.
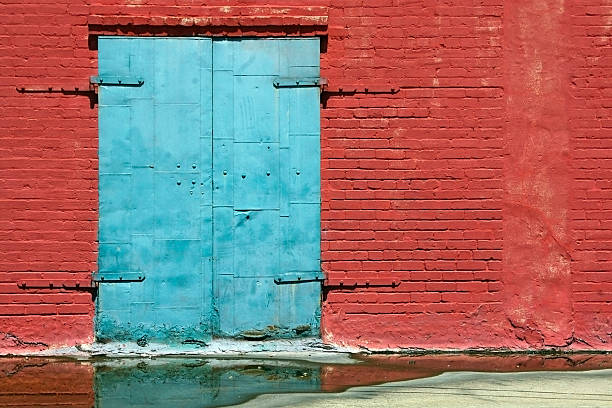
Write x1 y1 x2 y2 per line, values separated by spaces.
1 353 611 407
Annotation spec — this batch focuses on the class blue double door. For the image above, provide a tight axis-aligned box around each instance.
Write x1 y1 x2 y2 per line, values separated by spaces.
96 37 321 342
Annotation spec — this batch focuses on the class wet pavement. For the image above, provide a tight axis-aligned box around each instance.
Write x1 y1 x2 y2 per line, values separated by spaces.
1 352 611 407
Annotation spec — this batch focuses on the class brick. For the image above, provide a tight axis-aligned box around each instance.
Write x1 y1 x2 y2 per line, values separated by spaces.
2 0 611 352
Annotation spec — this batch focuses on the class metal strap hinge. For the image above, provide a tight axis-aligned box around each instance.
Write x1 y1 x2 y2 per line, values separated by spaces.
274 272 323 285
324 279 401 289
17 272 146 291
273 77 327 89
18 279 96 291
90 76 144 87
92 272 146 283
274 274 400 289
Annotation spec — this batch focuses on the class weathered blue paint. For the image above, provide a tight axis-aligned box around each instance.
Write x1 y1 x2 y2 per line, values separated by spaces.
97 37 214 342
213 38 321 338
98 37 320 342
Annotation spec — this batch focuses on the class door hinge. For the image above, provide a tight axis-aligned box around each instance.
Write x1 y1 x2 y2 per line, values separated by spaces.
273 77 327 89
324 279 401 289
17 272 146 291
92 272 146 283
274 275 324 285
90 76 144 87
274 274 400 289
18 279 96 291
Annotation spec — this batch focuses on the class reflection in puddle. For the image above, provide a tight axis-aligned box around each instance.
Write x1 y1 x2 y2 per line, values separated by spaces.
1 353 611 407
0 358 93 407
95 359 321 407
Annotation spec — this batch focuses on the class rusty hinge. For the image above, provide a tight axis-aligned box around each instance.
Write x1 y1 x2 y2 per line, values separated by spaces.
273 77 398 94
274 274 400 289
274 273 324 285
273 77 327 89
18 279 96 291
16 84 97 108
15 76 143 95
92 272 145 283
323 85 399 95
90 76 144 87
17 272 145 292
324 278 401 289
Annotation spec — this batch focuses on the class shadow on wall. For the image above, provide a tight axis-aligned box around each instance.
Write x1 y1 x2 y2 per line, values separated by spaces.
0 354 611 407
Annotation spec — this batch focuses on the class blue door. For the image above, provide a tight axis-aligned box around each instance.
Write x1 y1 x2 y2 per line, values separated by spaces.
97 37 320 342
213 39 321 337
97 37 214 342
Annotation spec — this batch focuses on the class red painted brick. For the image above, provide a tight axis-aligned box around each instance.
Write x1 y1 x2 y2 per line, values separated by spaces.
0 0 610 352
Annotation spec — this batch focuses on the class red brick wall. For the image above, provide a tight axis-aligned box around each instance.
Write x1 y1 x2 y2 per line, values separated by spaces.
570 0 612 348
0 0 610 351
321 1 507 349
0 0 97 352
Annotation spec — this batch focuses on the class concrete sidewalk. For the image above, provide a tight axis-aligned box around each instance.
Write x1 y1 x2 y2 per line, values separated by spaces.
240 369 612 408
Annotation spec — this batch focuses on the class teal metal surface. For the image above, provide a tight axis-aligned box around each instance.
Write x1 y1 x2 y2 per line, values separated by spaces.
212 38 321 338
98 37 320 342
97 37 213 342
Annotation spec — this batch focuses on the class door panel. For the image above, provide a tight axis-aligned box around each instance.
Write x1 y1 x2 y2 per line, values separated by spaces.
154 39 203 104
212 38 321 338
233 142 280 210
129 100 155 168
289 134 320 202
235 40 280 75
98 37 320 342
98 174 131 243
154 105 202 171
233 210 280 278
234 76 279 143
231 278 279 331
212 140 234 207
152 239 203 308
97 37 213 342
130 168 155 233
284 203 321 273
153 172 201 240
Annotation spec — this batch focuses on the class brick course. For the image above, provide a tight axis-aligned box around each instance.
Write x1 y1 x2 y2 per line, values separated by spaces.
0 0 610 351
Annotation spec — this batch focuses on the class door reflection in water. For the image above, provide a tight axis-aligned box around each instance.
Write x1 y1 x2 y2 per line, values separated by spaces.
1 353 611 408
